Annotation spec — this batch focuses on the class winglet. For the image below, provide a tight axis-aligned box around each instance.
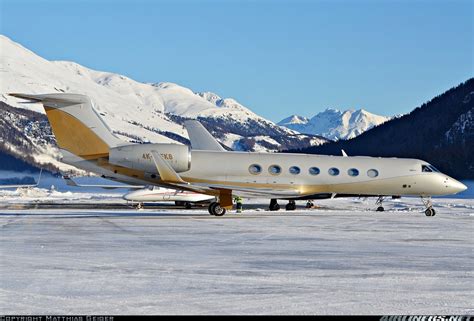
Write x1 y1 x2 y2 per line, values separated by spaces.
341 149 348 157
36 169 42 186
150 151 188 184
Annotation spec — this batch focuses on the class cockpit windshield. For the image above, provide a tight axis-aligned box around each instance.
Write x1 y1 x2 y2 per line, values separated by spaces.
422 164 440 173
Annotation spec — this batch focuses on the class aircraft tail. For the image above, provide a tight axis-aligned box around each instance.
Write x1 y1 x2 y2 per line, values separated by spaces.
9 93 122 159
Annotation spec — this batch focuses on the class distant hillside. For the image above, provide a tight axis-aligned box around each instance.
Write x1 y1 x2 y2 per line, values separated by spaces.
292 79 474 179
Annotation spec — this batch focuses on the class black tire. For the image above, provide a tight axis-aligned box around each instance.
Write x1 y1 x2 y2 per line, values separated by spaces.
185 202 192 209
376 206 384 212
270 204 280 211
425 208 435 216
209 202 226 216
286 202 296 211
213 204 226 216
269 199 280 211
208 202 217 215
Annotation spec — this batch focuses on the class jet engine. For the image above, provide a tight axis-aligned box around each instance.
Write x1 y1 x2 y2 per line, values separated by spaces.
109 143 191 173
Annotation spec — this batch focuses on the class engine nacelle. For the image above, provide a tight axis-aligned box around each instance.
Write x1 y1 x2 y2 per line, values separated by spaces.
109 143 191 174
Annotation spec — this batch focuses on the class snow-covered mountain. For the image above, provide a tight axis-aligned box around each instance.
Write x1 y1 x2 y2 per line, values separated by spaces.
279 108 390 141
0 35 328 172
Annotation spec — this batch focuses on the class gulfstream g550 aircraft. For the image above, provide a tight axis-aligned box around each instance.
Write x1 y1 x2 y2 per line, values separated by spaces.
10 93 467 216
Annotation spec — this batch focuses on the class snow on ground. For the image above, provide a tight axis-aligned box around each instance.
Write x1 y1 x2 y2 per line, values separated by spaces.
0 195 473 315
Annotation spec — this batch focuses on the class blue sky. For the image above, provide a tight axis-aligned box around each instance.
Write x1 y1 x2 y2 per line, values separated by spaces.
1 0 472 121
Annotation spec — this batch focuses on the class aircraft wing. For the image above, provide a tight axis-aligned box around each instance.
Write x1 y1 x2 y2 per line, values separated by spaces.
197 183 302 198
63 175 145 190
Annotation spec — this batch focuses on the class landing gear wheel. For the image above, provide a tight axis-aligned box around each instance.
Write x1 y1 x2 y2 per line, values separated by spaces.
421 197 435 217
425 208 436 216
269 199 280 211
286 200 296 211
208 202 217 215
306 201 314 208
208 202 226 216
376 206 384 212
136 203 143 210
185 202 192 209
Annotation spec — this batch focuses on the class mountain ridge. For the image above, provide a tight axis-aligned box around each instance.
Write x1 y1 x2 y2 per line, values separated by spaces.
291 79 474 179
0 35 328 172
278 108 390 140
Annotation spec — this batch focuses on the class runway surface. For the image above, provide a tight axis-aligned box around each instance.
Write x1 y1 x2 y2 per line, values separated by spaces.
1 197 473 314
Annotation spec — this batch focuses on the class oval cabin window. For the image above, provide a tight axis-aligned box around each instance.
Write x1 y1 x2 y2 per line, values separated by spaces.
289 166 301 175
249 164 262 175
328 168 340 176
367 169 379 178
268 165 282 175
348 168 359 177
309 167 320 175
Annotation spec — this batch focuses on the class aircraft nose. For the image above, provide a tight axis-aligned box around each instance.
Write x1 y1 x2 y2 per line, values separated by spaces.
445 177 467 194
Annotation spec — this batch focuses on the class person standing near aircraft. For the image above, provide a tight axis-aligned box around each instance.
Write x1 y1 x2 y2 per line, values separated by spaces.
234 196 243 213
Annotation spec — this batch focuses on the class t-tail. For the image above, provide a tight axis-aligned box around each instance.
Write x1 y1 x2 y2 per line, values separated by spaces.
9 93 123 160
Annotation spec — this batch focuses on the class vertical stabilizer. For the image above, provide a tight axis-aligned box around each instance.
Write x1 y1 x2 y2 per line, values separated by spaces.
9 93 122 159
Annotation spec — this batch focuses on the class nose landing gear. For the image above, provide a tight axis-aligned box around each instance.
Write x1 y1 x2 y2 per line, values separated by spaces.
421 196 436 216
375 196 385 212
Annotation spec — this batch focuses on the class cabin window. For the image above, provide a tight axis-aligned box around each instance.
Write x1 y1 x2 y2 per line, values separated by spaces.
249 164 262 175
348 168 359 177
309 167 320 175
289 166 301 175
328 167 340 176
367 169 379 178
268 165 282 175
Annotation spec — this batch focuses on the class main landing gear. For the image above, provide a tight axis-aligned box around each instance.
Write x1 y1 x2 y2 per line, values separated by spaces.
269 199 298 211
285 200 296 211
422 196 436 216
306 200 314 208
208 202 226 216
269 199 280 211
375 196 385 212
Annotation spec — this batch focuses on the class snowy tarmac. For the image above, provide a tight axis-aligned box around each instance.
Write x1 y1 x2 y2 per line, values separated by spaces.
1 197 473 315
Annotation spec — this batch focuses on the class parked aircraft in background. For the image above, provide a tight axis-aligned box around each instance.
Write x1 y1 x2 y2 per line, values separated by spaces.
0 169 43 189
10 93 467 216
63 175 214 208
123 186 215 209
